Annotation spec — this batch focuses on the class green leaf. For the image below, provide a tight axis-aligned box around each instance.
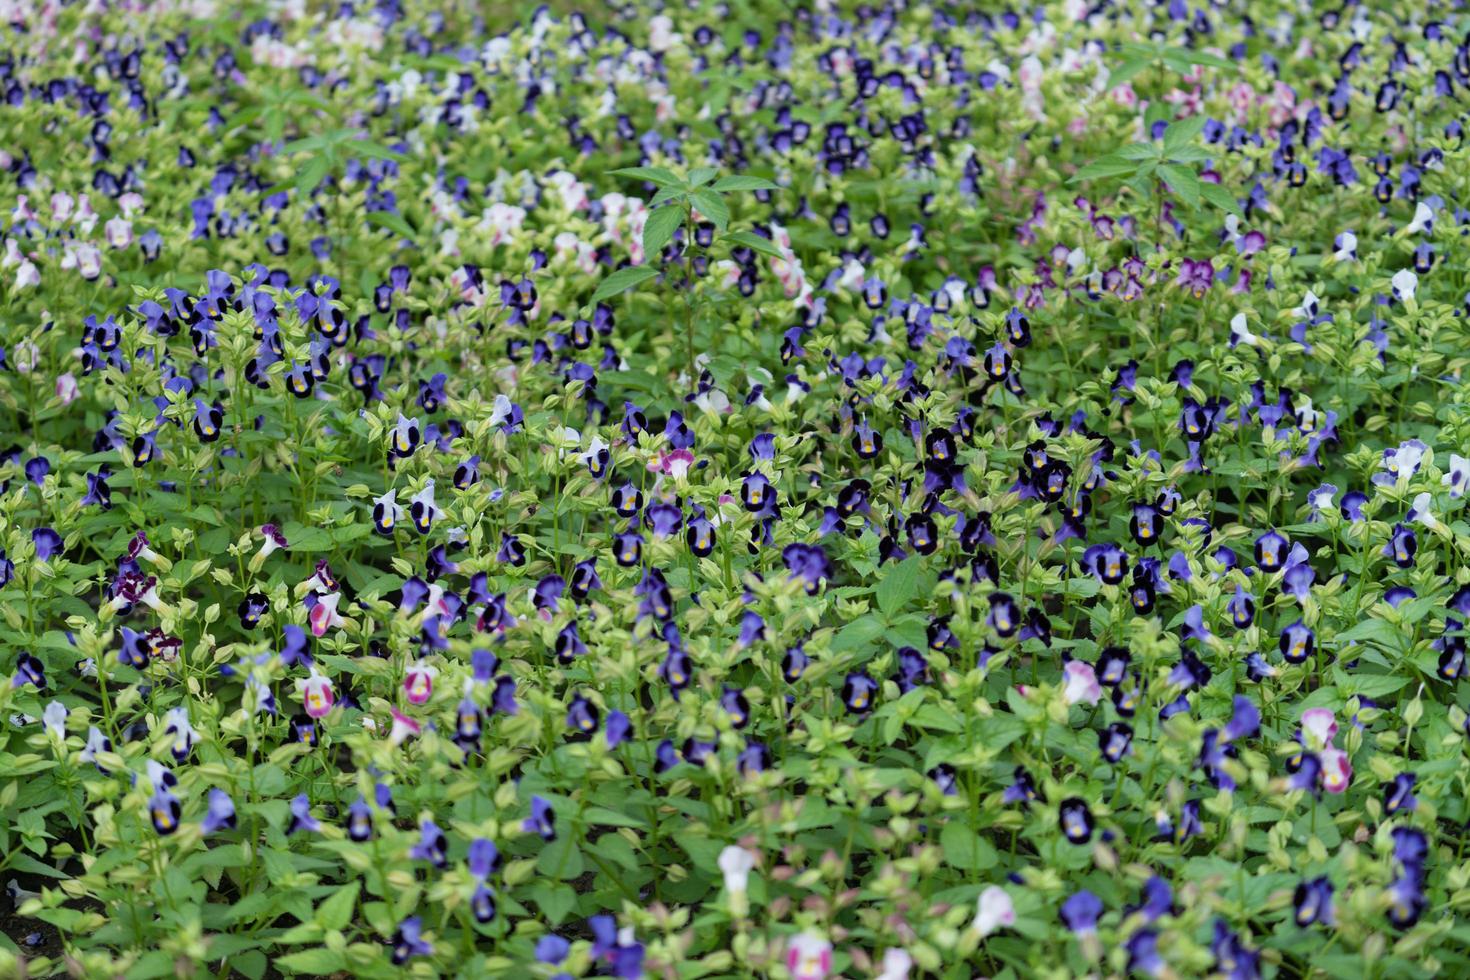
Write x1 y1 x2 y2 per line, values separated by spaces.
711 175 779 192
366 211 416 240
723 229 784 259
689 188 729 231
1117 142 1162 161
1106 58 1151 89
688 167 718 187
1068 155 1138 184
1183 49 1235 69
1162 115 1207 155
642 205 684 259
1198 181 1243 217
276 949 346 975
315 880 359 931
1158 163 1201 208
590 265 660 303
293 155 331 196
607 166 682 187
939 820 999 871
877 557 924 618
347 139 404 161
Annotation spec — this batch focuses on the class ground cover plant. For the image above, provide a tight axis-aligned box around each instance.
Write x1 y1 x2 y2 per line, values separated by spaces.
0 0 1468 977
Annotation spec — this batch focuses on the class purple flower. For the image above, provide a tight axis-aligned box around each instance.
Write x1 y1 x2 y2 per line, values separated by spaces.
288 794 319 834
391 916 432 965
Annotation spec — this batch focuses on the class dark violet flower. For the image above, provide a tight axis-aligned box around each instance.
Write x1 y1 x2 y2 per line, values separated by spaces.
288 794 319 834
391 916 431 965
524 795 555 840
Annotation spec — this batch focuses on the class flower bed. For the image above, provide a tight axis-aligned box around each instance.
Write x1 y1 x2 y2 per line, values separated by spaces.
1 1 1468 977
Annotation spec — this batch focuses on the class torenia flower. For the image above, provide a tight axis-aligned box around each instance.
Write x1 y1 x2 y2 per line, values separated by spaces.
718 845 757 915
786 932 832 980
42 700 68 741
404 659 437 704
875 949 912 980
308 591 344 637
162 707 198 762
298 668 335 718
1391 268 1417 303
1300 708 1338 750
388 707 421 746
973 885 1016 937
1063 660 1102 706
1442 456 1468 499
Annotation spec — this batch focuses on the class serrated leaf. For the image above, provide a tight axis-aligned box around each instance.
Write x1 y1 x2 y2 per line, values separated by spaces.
1118 142 1161 161
590 265 660 303
1068 155 1138 184
688 167 718 187
366 211 416 240
711 175 779 192
347 139 403 161
877 557 924 618
315 880 359 931
293 155 331 196
276 949 345 975
723 229 784 259
1163 115 1208 155
642 205 684 259
1198 181 1243 217
1158 163 1201 208
689 188 729 231
1106 58 1150 89
607 166 682 187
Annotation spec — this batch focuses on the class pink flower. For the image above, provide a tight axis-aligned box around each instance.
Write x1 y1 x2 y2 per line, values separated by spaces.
1320 746 1352 794
973 885 1016 937
1300 707 1338 750
404 659 436 705
308 592 344 637
298 668 335 719
786 933 832 980
388 707 421 745
1062 660 1102 706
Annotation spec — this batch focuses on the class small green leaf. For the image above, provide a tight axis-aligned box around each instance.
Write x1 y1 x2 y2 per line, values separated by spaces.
642 205 684 259
689 188 729 231
590 265 660 303
688 167 718 187
723 229 784 259
711 175 779 192
939 820 999 871
607 166 682 187
1158 163 1201 208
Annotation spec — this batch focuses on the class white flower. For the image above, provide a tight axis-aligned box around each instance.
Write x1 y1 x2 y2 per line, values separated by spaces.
1391 268 1418 303
718 845 756 894
1229 312 1258 347
42 700 68 740
973 885 1016 937
1300 707 1338 750
1407 492 1442 531
488 394 517 428
875 948 913 980
1332 230 1357 262
785 933 832 980
1405 201 1434 236
1062 659 1101 705
1443 455 1468 499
